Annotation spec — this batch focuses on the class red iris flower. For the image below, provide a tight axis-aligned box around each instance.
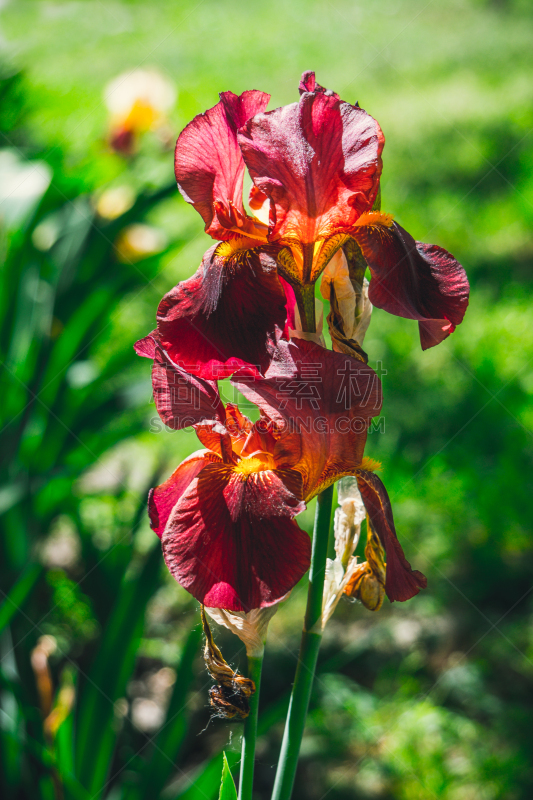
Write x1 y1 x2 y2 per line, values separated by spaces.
238 71 384 286
140 334 426 610
238 71 469 348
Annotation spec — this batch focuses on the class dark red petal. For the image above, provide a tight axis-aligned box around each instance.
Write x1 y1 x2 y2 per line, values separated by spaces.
418 319 454 350
233 338 382 498
356 469 427 602
161 463 309 611
152 345 225 429
353 221 469 349
148 450 221 538
238 82 383 269
134 330 158 359
157 243 287 379
175 90 270 240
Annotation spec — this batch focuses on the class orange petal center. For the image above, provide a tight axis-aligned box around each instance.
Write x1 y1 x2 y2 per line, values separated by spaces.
233 452 277 476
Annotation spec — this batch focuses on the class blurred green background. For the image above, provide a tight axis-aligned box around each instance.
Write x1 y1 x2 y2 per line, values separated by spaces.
1 1 533 798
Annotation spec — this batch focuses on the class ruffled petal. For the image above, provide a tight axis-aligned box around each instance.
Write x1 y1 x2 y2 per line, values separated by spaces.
233 338 382 499
161 463 310 611
175 90 270 240
352 217 469 349
355 468 427 602
148 450 221 538
156 243 287 379
152 344 226 428
238 72 383 282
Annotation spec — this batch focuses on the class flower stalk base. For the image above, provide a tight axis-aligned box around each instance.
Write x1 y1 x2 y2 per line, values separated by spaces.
238 655 264 800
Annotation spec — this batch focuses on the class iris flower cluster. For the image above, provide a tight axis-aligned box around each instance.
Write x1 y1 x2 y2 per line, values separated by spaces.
136 71 469 626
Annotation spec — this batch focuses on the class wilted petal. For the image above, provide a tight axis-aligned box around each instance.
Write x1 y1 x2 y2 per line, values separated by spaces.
156 243 287 379
175 90 270 240
233 338 382 499
355 468 427 602
148 450 221 538
352 216 469 349
200 608 255 719
344 523 386 611
161 463 309 611
238 72 384 282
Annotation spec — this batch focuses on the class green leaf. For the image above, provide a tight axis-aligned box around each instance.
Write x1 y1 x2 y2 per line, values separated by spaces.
0 564 41 634
175 696 290 800
219 753 238 800
176 751 240 800
132 622 202 800
75 545 161 796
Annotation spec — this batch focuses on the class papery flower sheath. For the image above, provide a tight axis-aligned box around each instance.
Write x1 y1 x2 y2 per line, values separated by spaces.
141 335 426 608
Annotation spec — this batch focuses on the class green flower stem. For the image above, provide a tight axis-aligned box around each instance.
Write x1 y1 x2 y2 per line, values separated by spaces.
271 484 334 800
239 654 264 800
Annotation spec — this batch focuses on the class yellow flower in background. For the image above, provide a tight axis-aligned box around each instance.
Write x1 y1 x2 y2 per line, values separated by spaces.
104 68 176 155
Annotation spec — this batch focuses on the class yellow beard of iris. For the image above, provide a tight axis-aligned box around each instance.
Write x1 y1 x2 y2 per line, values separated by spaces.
215 236 266 260
233 454 276 477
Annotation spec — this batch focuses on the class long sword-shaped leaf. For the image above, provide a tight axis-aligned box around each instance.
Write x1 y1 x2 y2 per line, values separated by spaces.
0 564 42 634
75 544 161 796
132 622 202 800
218 753 238 800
